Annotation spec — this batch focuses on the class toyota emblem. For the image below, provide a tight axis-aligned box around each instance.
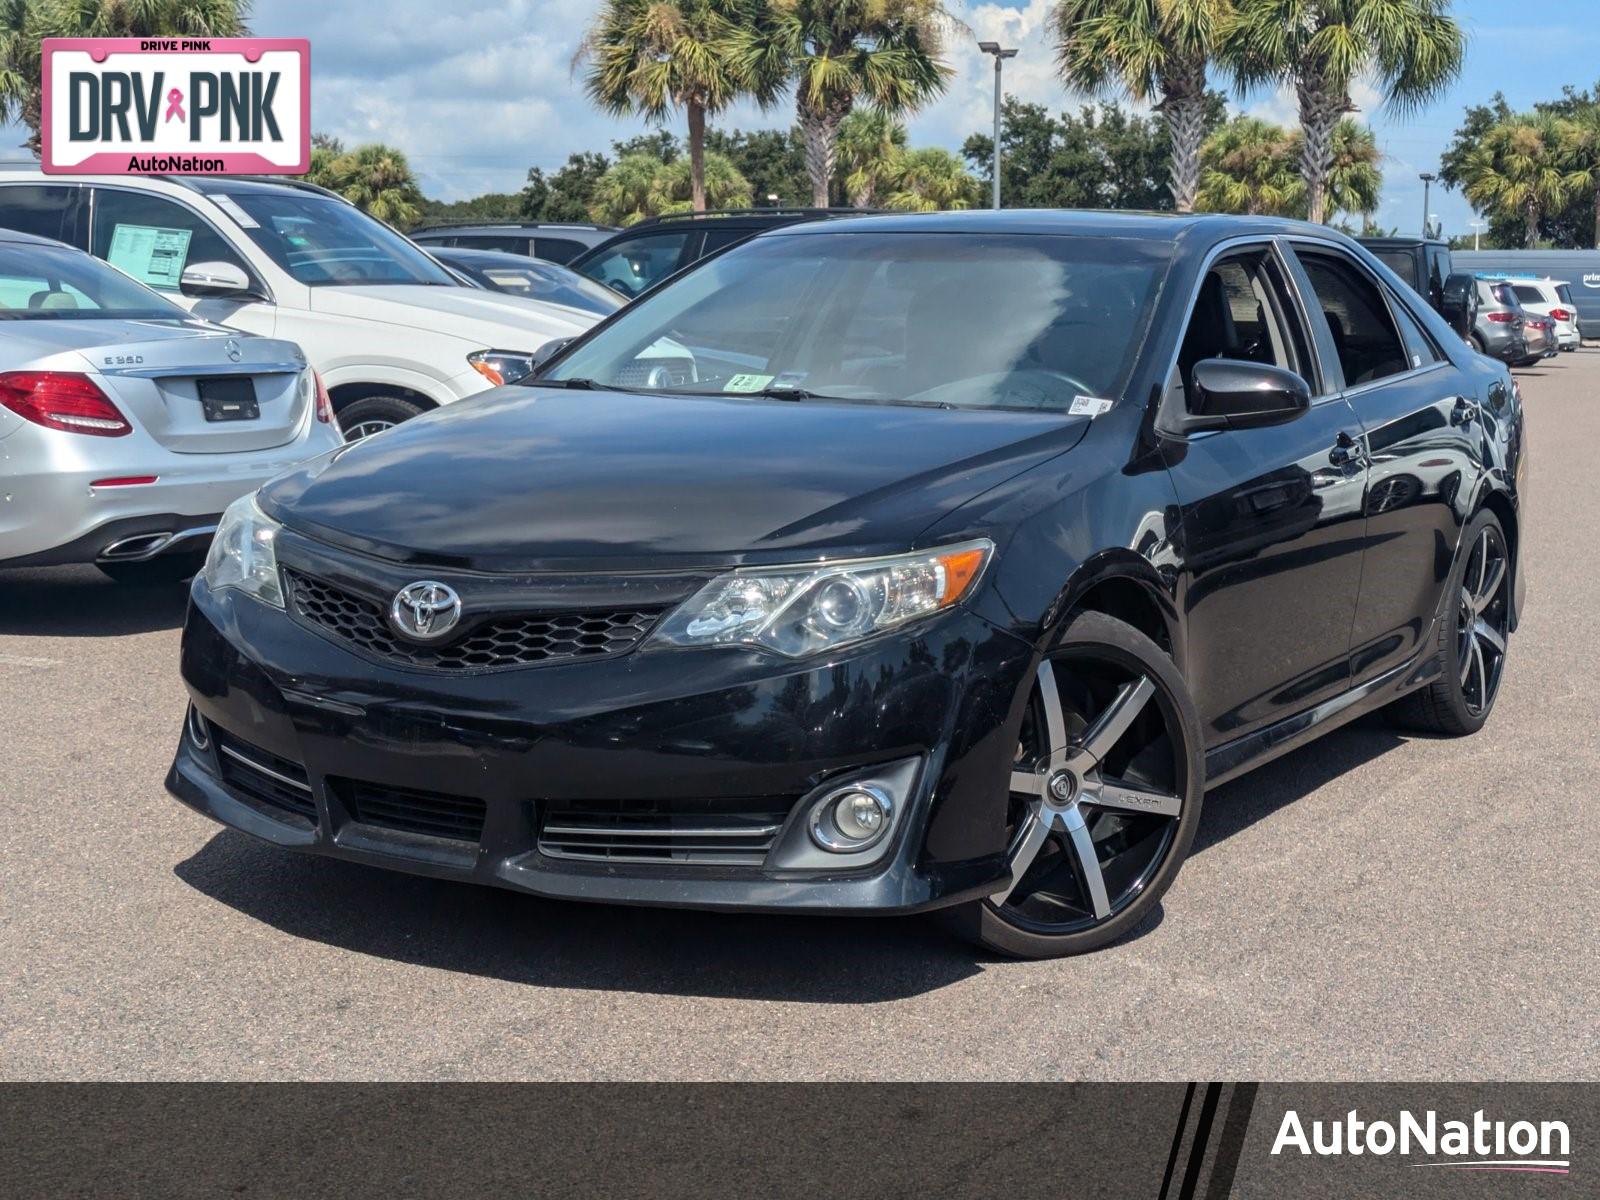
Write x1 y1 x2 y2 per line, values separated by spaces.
390 581 462 641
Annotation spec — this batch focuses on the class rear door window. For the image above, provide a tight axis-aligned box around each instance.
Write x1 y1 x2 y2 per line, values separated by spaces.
1511 284 1545 306
460 234 530 254
533 237 585 264
1291 247 1411 388
575 231 691 297
0 184 89 249
1388 294 1441 368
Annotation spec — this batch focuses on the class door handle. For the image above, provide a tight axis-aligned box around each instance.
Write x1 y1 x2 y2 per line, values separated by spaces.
1329 430 1366 469
1452 397 1480 427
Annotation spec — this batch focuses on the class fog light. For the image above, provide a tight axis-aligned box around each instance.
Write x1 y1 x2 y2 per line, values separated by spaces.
808 784 893 853
185 704 210 751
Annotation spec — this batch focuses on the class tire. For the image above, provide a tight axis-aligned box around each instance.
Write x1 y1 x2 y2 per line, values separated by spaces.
1386 508 1511 737
337 395 425 442
96 551 206 585
1470 334 1487 356
941 610 1206 959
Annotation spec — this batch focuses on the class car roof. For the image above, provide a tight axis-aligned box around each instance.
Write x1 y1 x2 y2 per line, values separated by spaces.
411 222 614 235
432 245 565 269
771 207 1340 243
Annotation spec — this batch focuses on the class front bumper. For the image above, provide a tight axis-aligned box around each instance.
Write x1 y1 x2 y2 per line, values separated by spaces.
168 574 1033 914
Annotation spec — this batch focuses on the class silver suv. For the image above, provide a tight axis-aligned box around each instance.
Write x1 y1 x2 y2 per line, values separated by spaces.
1470 278 1529 366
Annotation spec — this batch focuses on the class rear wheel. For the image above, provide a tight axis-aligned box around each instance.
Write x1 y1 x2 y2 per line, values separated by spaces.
1470 333 1487 356
1387 509 1511 736
96 552 206 585
942 611 1205 959
338 394 424 441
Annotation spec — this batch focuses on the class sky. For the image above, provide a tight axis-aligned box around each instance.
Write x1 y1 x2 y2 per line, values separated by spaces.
8 0 1600 236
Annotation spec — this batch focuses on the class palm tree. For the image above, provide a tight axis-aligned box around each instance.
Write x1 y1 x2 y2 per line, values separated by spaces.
835 109 907 206
1294 117 1381 222
588 153 664 225
1225 0 1463 224
580 0 755 213
882 147 979 211
1052 0 1234 214
1 0 249 152
1460 114 1570 249
1558 108 1600 249
1196 115 1296 215
731 1 951 208
325 144 424 227
647 151 753 214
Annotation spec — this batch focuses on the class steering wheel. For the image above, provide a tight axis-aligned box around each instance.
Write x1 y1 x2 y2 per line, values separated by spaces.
902 368 1101 411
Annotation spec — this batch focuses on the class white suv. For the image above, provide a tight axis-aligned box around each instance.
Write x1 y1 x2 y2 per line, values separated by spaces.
0 171 598 438
1502 278 1581 351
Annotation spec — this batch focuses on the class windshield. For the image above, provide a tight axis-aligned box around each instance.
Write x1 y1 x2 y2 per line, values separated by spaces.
546 231 1172 412
0 241 184 320
458 257 623 315
221 192 457 287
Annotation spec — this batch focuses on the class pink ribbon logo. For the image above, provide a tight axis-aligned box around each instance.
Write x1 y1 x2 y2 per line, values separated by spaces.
164 88 185 123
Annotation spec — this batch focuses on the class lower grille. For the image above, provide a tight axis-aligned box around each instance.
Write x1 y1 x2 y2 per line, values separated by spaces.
214 730 316 825
538 802 790 866
336 779 487 843
284 569 660 672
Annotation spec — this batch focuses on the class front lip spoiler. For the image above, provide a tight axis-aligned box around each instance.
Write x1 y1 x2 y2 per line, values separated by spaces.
165 744 1011 916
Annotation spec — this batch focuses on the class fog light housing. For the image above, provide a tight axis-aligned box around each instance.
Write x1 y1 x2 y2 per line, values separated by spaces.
809 784 893 853
185 704 211 752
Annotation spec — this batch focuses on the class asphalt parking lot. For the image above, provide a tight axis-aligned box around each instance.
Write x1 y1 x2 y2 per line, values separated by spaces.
3 352 1597 1082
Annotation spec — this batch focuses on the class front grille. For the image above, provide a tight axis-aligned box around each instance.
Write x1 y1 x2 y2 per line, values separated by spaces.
335 778 487 843
214 730 316 825
285 569 660 672
539 801 791 866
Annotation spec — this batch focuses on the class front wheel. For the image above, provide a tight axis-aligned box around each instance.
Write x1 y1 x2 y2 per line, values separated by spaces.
338 395 424 442
941 611 1205 959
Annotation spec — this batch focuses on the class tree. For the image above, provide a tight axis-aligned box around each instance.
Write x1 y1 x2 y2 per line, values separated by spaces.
579 0 752 213
1 0 250 152
588 152 662 226
318 144 424 227
1197 115 1297 215
836 109 907 206
1226 0 1462 224
1459 114 1570 249
523 152 613 222
881 146 978 212
1557 105 1600 249
732 1 951 207
1052 0 1234 213
646 151 752 214
1296 117 1380 222
706 126 807 204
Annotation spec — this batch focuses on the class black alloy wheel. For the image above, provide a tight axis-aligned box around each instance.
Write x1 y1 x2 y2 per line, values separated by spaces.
944 611 1204 959
1388 509 1511 736
337 395 425 442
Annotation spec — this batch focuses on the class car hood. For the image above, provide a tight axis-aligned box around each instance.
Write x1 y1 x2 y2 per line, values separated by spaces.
259 387 1090 572
308 285 594 347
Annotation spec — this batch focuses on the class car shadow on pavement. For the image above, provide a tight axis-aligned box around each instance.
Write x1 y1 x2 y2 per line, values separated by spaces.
0 566 188 636
174 830 990 1002
1192 715 1408 855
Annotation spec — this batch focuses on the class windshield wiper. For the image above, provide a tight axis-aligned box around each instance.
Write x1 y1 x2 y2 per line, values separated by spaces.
535 377 600 390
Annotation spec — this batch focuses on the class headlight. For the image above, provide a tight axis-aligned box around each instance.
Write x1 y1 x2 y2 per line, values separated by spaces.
201 493 284 608
467 349 536 386
651 539 993 657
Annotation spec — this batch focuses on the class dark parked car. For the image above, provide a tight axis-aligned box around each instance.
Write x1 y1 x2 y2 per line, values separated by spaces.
569 208 871 298
409 222 616 265
170 211 1525 959
429 246 624 318
1357 236 1477 339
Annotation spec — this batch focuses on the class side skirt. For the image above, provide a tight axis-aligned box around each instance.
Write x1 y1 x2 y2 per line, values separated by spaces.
1202 651 1441 789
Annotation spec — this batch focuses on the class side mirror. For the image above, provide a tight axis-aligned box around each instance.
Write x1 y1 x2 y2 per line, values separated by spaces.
1178 359 1311 433
1441 272 1478 341
530 336 574 372
180 261 255 299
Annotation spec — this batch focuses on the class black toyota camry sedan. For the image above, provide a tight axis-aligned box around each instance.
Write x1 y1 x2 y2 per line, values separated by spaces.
168 211 1526 958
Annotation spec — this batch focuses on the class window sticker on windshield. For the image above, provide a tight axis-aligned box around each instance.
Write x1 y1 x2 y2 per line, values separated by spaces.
213 196 261 229
1069 394 1114 417
106 224 193 290
724 374 775 393
770 371 809 389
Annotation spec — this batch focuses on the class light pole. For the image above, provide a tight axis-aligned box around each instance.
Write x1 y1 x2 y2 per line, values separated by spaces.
1468 219 1485 251
1419 172 1436 237
978 41 1018 210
